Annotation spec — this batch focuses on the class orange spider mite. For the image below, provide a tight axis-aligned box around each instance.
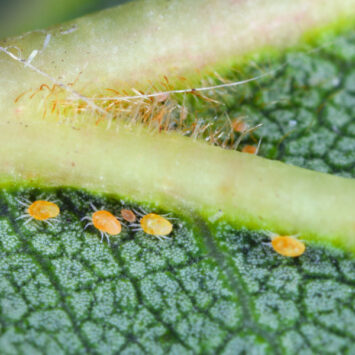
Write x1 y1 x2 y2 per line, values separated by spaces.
17 198 60 225
232 119 248 133
93 210 121 243
28 200 60 220
242 145 257 154
271 236 305 257
120 209 137 223
82 205 122 245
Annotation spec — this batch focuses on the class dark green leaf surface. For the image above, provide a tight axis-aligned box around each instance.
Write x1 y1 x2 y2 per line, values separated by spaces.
0 31 354 354
0 189 354 354
185 31 355 178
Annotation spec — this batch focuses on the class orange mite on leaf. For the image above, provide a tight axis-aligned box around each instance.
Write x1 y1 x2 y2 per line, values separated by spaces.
120 209 137 223
140 213 173 237
232 119 248 133
27 200 60 220
242 137 262 155
271 236 305 257
129 208 174 241
92 210 122 235
82 205 122 245
16 198 60 226
242 145 257 154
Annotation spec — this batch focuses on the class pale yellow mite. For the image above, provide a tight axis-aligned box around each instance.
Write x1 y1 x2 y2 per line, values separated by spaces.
271 236 305 257
130 212 173 241
140 213 173 236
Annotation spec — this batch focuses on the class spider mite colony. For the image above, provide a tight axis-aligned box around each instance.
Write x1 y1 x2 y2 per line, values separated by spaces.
15 197 306 257
16 197 173 246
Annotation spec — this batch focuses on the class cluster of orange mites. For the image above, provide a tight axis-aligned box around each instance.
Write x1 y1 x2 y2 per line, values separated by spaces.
17 199 173 245
16 199 306 256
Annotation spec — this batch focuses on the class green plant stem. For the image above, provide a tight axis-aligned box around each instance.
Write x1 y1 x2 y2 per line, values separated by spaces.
1 118 355 253
0 0 354 253
1 0 354 110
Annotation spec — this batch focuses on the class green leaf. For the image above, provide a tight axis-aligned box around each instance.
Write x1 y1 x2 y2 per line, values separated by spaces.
0 28 354 354
0 188 354 354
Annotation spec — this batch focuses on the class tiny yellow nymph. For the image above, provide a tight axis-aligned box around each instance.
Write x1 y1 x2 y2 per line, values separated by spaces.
271 236 305 257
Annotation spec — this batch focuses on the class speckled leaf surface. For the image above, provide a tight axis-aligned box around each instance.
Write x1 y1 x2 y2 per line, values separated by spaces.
0 32 354 354
187 31 355 178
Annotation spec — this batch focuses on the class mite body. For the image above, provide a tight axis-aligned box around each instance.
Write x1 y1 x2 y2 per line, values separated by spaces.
120 209 137 223
82 204 122 245
130 209 173 241
140 213 173 237
271 235 305 257
242 145 257 154
16 198 60 226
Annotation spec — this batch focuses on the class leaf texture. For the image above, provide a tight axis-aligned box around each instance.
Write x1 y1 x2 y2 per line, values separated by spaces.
0 30 354 355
